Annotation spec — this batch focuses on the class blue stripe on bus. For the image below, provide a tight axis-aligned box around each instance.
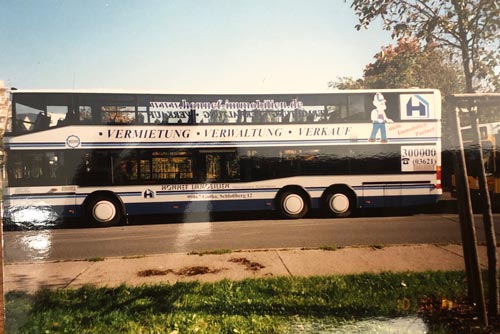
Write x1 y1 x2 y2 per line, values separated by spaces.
5 191 142 200
4 143 66 148
156 188 279 196
79 138 439 147
4 194 75 200
354 185 435 190
306 184 435 192
117 192 142 196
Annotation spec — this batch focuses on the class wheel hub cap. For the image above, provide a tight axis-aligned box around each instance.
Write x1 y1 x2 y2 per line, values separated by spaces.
93 201 116 223
284 194 304 215
330 194 349 213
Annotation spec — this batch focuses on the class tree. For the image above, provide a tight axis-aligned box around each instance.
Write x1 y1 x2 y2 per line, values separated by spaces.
328 76 365 90
329 38 464 95
350 0 500 94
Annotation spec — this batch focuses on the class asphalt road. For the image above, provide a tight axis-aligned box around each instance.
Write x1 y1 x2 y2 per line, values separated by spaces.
4 211 500 263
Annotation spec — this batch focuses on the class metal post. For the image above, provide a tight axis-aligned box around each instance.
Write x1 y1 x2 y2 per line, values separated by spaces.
469 105 499 317
451 103 487 326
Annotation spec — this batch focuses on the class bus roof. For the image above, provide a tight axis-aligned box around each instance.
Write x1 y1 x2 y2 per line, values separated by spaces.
10 88 440 95
447 93 500 108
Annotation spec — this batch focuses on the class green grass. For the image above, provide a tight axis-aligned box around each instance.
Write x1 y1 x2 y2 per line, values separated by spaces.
5 271 471 334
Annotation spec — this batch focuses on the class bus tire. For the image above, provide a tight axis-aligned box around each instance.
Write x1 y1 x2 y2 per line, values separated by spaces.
277 190 309 219
85 194 123 227
323 188 355 218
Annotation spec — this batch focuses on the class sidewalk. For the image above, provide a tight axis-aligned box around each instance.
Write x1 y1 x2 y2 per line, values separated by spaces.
3 244 495 293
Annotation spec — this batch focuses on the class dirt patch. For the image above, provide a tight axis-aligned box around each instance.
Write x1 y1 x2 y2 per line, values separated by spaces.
138 269 173 277
176 266 224 276
138 266 224 277
229 257 265 271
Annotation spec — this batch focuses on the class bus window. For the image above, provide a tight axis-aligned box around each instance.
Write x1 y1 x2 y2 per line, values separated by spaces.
79 106 93 124
15 103 39 132
140 158 151 180
137 106 147 124
208 109 228 124
206 154 221 180
113 154 138 185
8 151 65 186
76 151 112 186
200 150 240 181
461 127 473 141
225 153 240 180
347 95 365 121
325 96 349 122
480 126 488 140
496 136 500 178
149 151 193 182
47 106 68 127
482 141 494 175
101 106 136 124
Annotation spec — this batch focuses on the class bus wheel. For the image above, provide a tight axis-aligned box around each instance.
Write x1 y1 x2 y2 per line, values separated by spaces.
277 191 309 219
85 195 122 227
324 190 355 218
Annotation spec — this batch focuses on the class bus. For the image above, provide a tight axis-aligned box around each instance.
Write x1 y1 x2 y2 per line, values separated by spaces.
3 89 442 227
455 122 500 208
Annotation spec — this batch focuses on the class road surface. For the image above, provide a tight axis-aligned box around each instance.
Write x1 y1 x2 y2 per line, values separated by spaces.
4 212 500 263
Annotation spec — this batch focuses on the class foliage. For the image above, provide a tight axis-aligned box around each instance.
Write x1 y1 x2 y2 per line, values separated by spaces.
330 38 465 95
5 271 473 334
328 77 364 90
350 0 500 93
364 38 464 95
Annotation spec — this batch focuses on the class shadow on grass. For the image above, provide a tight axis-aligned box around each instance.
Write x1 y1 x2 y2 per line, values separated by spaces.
6 272 471 333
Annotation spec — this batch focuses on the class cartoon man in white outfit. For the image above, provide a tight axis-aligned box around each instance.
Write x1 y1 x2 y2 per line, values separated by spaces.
369 92 393 143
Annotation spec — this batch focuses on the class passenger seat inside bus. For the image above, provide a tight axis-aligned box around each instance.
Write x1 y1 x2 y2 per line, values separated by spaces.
34 112 51 131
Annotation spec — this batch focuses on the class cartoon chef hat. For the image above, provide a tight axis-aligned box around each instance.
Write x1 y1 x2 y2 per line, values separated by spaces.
373 93 386 103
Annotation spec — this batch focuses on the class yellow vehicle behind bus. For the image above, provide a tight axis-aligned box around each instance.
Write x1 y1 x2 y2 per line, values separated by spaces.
454 122 500 209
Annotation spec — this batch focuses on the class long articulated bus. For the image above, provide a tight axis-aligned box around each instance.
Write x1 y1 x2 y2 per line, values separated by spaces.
3 89 442 227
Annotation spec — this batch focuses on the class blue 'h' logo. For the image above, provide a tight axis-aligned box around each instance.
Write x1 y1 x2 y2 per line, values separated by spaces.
144 189 154 198
406 95 429 118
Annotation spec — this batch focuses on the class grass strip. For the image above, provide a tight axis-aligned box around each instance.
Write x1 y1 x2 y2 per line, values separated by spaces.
5 271 473 334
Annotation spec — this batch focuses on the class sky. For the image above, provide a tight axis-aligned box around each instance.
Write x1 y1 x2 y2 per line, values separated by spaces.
0 0 393 93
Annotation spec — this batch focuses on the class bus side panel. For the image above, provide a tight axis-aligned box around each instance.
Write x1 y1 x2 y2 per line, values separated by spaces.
360 182 439 209
3 190 78 225
123 199 274 216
